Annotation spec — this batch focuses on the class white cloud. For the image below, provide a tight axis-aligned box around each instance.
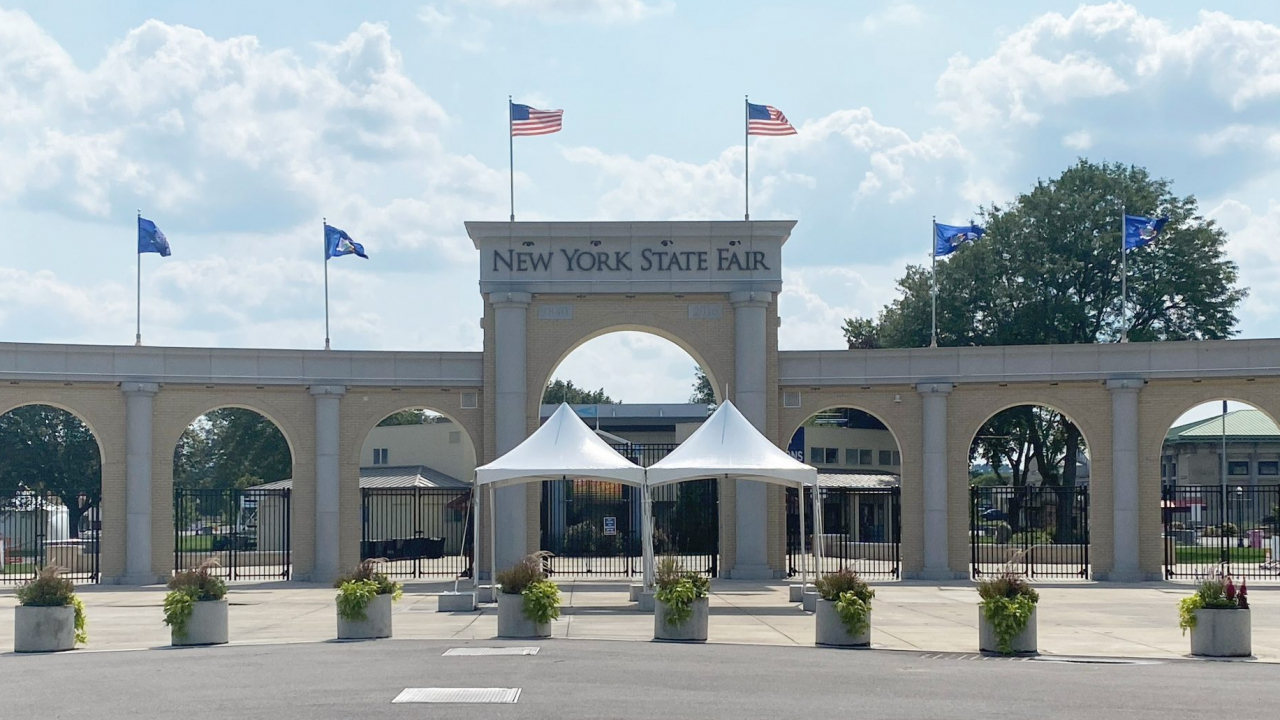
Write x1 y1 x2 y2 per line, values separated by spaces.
860 1 926 32
455 0 673 23
417 4 491 51
552 332 700 403
779 264 910 350
1061 130 1092 150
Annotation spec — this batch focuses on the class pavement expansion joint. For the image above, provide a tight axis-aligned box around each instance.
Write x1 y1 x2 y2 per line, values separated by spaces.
392 688 521 704
443 646 540 656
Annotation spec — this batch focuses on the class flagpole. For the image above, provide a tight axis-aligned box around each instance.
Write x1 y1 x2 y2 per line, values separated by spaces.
930 217 937 348
1120 205 1128 343
744 95 750 221
323 217 331 351
135 210 142 346
509 95 515 222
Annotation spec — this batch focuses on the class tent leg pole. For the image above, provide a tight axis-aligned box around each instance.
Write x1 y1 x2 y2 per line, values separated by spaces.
812 484 824 581
642 487 654 590
489 485 498 593
798 482 808 595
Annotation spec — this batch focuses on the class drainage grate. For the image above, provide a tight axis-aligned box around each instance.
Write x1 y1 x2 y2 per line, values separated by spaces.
443 647 540 657
1031 656 1161 666
393 688 521 704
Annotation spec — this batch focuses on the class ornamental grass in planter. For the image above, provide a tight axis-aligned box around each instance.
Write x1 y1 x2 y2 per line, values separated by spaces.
977 569 1039 655
1179 571 1251 657
164 560 228 646
495 552 560 638
335 559 403 640
14 567 87 653
814 568 874 647
653 557 710 642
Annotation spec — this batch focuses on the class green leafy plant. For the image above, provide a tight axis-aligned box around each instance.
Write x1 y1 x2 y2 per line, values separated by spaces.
521 579 561 624
16 567 87 645
815 568 875 636
334 559 403 621
1179 572 1247 635
976 568 1039 655
164 559 228 639
654 556 710 628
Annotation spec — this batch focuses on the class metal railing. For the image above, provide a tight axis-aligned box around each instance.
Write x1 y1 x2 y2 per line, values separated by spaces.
1163 484 1279 580
970 485 1089 580
787 487 900 579
173 487 291 580
1 492 100 585
361 488 472 579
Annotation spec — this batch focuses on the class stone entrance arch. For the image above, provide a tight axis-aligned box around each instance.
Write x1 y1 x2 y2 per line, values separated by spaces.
470 220 794 577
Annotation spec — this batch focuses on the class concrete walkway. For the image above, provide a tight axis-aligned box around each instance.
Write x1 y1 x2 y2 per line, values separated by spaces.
3 580 1277 660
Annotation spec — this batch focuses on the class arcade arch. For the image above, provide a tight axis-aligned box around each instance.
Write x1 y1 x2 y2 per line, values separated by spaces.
537 330 721 577
784 405 905 579
0 403 103 583
966 403 1092 579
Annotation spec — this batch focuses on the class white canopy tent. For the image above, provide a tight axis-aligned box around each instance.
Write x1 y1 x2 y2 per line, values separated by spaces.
646 400 821 590
473 403 648 587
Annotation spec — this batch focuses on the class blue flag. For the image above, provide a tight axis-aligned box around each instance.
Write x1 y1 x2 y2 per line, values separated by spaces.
324 224 368 260
137 217 171 257
934 222 984 257
1123 214 1169 251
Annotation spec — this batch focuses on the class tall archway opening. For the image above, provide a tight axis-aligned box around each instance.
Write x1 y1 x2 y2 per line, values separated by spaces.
968 404 1091 579
1161 400 1280 580
357 407 478 580
538 330 720 578
0 404 102 584
784 407 902 579
173 408 294 580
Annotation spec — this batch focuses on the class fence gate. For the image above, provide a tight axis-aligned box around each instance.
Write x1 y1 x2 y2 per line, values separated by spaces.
361 488 472 579
970 485 1089 579
173 487 291 580
650 478 719 577
540 479 642 577
1 492 100 585
1163 484 1280 580
787 487 900 579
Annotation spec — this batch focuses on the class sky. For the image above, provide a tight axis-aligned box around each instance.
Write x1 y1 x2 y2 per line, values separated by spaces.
4 0 1280 415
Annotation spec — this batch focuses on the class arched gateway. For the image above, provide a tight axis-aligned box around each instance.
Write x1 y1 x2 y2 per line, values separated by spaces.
5 219 1280 585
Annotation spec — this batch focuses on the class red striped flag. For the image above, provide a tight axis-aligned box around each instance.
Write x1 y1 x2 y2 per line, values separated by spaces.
511 103 563 136
747 102 797 136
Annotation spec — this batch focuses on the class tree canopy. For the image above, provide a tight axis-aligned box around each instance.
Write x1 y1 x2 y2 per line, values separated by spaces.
0 405 101 538
542 379 616 405
844 160 1245 349
174 408 291 490
689 366 715 405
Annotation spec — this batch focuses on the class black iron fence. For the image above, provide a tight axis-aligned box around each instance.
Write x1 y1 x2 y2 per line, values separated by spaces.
0 492 100 585
971 485 1089 579
173 487 291 580
538 443 719 577
361 488 472 579
1163 484 1280 580
787 487 900 579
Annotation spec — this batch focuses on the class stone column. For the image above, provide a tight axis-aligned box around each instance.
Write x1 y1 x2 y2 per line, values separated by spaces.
121 382 159 584
492 291 532 573
917 382 953 579
311 384 345 583
729 290 773 579
1107 378 1142 581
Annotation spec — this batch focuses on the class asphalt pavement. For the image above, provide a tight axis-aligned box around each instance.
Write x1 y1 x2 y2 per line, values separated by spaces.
2 637 1275 719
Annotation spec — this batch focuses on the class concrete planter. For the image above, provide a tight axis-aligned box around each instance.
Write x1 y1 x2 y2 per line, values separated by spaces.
497 592 550 638
437 592 476 613
654 596 709 642
14 605 77 653
1190 608 1251 657
978 605 1037 655
173 598 228 647
815 599 871 647
337 594 393 640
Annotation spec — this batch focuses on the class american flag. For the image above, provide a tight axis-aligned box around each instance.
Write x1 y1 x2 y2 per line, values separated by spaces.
747 102 797 136
510 103 563 136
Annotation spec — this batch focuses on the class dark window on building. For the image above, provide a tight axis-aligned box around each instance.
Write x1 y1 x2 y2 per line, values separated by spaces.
879 450 892 466
891 450 901 466
1259 461 1279 476
859 449 873 465
1228 461 1250 476
372 448 389 465
845 449 857 465
810 447 823 465
826 448 839 465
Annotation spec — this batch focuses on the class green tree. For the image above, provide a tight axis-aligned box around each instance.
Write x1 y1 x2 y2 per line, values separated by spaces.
542 379 616 405
0 405 101 538
841 317 881 349
174 408 291 490
862 160 1244 348
377 409 427 426
689 366 716 404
